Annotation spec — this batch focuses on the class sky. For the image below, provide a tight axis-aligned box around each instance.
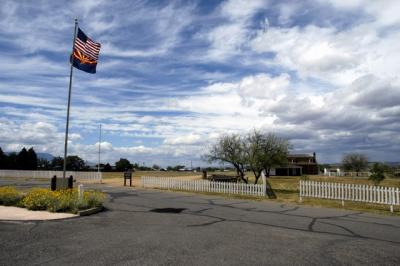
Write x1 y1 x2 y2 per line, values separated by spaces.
0 0 399 167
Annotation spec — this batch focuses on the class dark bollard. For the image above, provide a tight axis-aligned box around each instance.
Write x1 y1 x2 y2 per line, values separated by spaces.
51 175 57 191
68 175 74 189
202 170 207 180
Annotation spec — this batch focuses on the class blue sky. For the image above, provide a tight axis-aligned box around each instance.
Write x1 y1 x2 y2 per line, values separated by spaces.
0 0 399 166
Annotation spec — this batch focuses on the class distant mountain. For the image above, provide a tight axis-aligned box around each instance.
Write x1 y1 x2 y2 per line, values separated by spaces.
37 153 55 161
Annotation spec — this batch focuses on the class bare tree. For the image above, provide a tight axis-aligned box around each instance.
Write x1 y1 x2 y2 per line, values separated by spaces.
205 131 291 185
259 133 291 178
245 130 265 184
342 153 369 176
204 134 248 183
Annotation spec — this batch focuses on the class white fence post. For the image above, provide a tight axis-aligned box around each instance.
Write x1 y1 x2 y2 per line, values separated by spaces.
299 180 303 202
262 173 267 197
78 184 84 200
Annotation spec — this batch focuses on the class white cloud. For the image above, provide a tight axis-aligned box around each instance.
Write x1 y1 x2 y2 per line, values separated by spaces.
164 134 202 145
322 0 400 28
238 73 290 99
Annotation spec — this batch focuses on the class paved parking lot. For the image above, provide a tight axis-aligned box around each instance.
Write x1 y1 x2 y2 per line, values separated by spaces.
1 178 400 265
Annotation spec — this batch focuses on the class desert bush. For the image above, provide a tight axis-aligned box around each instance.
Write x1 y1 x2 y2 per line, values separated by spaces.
369 163 385 185
79 190 106 209
0 186 23 206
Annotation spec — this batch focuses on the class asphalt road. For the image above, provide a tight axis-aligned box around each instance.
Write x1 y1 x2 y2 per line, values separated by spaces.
1 178 400 265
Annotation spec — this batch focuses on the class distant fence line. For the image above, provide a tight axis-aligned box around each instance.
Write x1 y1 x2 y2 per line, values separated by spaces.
141 176 266 197
323 170 371 177
0 170 102 182
299 180 399 212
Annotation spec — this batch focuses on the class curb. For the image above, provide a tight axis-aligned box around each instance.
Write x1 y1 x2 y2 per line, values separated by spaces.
78 206 104 216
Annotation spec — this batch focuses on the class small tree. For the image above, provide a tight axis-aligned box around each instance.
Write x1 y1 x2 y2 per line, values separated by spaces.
115 158 132 171
103 163 112 172
204 134 248 183
369 163 385 185
342 153 368 176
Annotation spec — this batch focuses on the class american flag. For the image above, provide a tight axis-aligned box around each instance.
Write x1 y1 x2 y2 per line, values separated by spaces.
74 28 101 62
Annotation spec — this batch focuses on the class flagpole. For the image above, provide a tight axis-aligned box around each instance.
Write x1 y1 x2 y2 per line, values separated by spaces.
63 18 78 179
98 124 102 173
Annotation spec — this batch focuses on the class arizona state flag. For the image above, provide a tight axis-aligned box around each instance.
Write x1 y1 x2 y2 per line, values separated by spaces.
71 28 101 74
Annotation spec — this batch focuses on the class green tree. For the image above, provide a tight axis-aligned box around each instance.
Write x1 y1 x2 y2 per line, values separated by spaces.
5 152 17 169
204 133 248 183
369 163 385 185
51 156 64 170
16 148 29 170
27 147 38 170
66 155 87 171
0 147 6 169
342 153 369 175
115 158 132 171
103 163 112 172
172 165 185 171
50 156 86 171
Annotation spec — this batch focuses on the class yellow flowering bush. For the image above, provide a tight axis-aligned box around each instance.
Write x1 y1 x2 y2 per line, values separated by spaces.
48 189 80 213
21 188 56 211
19 188 105 213
0 186 23 206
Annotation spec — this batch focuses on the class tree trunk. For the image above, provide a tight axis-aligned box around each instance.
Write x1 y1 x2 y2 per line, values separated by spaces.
235 166 247 184
253 170 261 184
264 178 276 199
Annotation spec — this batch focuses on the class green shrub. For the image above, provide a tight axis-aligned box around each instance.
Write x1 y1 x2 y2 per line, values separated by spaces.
369 163 385 185
0 186 23 206
79 190 106 209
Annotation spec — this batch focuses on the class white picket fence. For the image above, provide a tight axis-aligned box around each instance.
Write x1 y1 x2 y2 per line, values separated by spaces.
323 171 371 177
299 180 400 212
141 176 266 197
0 170 102 182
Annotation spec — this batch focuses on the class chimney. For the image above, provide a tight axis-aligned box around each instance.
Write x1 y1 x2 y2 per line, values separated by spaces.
313 152 316 162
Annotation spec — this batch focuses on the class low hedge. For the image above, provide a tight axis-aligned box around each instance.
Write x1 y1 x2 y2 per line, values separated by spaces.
0 186 105 214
